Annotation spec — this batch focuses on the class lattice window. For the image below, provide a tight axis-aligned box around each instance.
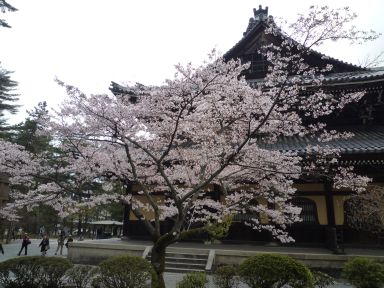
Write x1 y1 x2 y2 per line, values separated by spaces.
242 53 267 74
292 198 318 224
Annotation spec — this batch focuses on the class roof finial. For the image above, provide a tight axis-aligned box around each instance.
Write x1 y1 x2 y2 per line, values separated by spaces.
243 5 269 36
253 5 268 21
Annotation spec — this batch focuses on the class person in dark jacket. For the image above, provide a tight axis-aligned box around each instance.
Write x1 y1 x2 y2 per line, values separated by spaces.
38 235 50 256
17 233 31 256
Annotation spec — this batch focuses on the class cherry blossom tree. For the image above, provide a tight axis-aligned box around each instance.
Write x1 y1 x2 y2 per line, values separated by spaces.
0 6 378 288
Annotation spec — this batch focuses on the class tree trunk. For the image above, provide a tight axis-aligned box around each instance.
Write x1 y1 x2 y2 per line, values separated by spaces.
150 244 166 288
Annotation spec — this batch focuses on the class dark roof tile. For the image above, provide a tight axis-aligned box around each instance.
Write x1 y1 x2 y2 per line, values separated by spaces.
261 126 384 155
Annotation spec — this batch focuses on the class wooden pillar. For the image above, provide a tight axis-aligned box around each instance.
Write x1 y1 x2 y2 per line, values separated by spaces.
324 181 335 226
122 181 133 238
324 181 344 253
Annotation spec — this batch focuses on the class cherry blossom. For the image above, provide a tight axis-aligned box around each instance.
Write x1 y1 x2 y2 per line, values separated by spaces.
0 6 377 287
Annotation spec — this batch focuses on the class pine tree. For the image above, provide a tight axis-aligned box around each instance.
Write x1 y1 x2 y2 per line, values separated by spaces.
0 0 17 28
0 1 18 131
0 65 19 130
12 101 50 153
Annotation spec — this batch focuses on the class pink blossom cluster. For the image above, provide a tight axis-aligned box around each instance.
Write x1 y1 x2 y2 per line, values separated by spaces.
0 6 377 243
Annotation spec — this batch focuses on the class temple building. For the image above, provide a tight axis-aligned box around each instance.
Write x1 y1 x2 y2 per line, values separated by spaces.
111 6 384 250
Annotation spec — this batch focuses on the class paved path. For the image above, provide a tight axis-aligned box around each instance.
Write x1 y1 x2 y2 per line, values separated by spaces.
93 237 384 257
0 238 355 287
0 238 68 261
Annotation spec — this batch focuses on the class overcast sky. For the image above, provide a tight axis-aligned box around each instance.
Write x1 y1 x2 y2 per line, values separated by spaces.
1 0 383 123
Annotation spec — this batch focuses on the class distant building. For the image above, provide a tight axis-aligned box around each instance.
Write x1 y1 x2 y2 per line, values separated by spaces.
0 173 10 238
0 174 9 208
111 6 384 250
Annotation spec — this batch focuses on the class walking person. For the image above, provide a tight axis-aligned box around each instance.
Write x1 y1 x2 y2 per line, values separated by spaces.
54 232 65 255
39 235 50 256
17 233 31 256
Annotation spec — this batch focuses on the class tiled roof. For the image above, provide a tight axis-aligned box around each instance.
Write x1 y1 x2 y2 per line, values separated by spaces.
110 81 129 94
224 8 365 72
305 49 365 72
261 126 384 155
323 67 384 84
246 67 384 88
223 20 266 59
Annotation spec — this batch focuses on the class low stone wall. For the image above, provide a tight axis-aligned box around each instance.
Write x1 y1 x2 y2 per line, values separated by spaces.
68 241 384 270
68 242 146 264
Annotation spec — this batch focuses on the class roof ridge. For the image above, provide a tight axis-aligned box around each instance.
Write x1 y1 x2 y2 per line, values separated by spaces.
308 47 365 71
224 7 365 71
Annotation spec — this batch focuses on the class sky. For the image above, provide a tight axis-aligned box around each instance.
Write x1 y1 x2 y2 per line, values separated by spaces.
1 0 383 124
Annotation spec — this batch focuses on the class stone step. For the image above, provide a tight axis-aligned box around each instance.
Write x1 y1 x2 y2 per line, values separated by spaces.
147 255 207 264
165 261 206 270
148 252 208 260
145 248 214 274
165 267 206 274
163 256 207 264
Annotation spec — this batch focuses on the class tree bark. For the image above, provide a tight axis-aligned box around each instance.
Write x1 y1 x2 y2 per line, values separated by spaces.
150 244 166 288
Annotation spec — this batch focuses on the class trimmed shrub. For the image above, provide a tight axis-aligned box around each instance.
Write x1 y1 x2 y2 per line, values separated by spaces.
37 257 73 288
65 264 98 288
312 271 335 288
0 256 42 288
177 272 208 288
342 257 384 288
0 256 73 288
213 265 239 288
239 253 314 288
93 255 153 288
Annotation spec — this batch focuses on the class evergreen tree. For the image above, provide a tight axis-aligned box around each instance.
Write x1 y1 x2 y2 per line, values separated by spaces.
0 1 18 133
8 102 61 234
0 65 19 131
12 101 50 153
0 0 17 28
0 1 20 236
